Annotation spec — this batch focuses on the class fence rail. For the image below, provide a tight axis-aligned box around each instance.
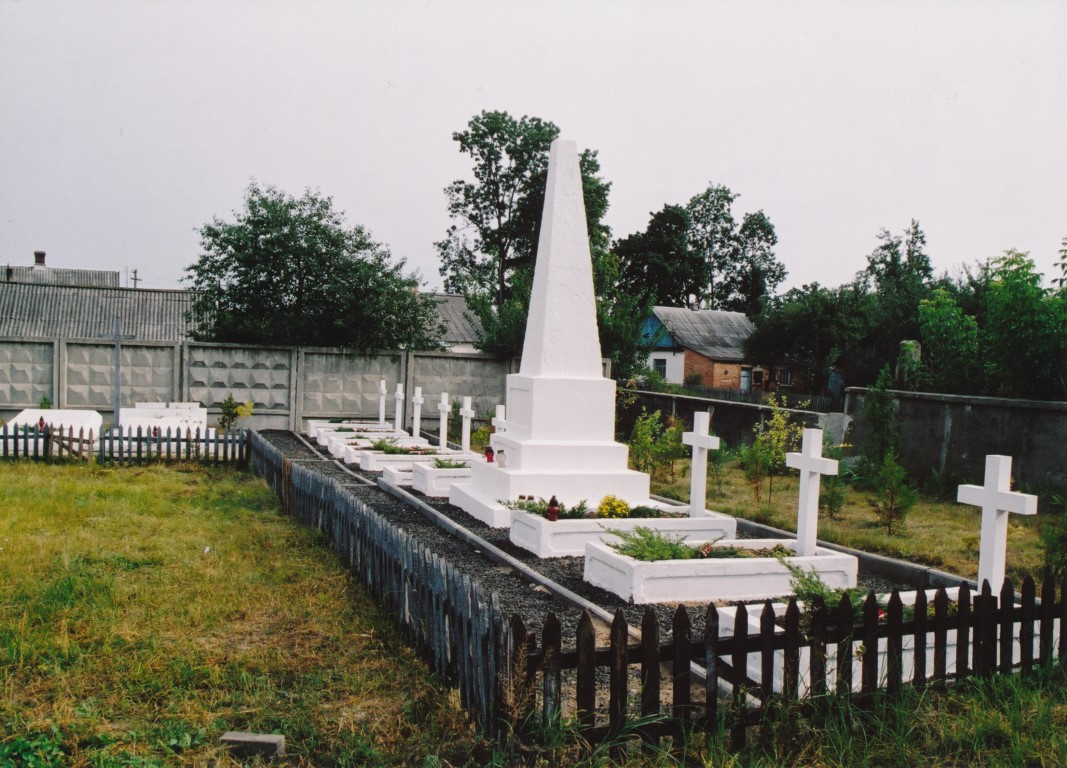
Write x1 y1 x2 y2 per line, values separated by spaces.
640 383 843 413
248 430 1065 753
0 423 249 466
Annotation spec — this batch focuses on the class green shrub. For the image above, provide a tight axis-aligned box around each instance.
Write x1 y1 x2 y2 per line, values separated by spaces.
1040 493 1067 581
609 527 694 561
432 458 469 469
870 450 918 534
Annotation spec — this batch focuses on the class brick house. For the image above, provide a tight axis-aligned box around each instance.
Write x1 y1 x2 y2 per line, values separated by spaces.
640 306 801 392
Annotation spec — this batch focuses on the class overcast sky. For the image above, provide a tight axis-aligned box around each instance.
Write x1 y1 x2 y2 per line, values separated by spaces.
2 0 1064 293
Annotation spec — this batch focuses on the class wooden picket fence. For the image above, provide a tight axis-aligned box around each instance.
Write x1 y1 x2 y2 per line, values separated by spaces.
0 422 249 466
248 431 1066 753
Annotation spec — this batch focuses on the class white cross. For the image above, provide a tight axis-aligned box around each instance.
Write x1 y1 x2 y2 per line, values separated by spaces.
682 411 720 517
393 383 404 433
377 379 387 425
492 404 507 434
411 387 424 437
957 455 1037 595
437 392 450 449
786 428 838 557
459 396 475 453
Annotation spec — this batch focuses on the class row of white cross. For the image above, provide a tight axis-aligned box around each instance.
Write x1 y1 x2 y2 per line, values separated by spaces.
681 413 1038 594
375 381 507 455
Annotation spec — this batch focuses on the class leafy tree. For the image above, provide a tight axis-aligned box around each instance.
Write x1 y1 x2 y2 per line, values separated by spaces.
185 183 442 350
854 220 937 383
918 288 982 394
616 205 703 307
745 282 870 394
686 184 786 314
982 251 1067 399
437 110 633 366
686 184 738 307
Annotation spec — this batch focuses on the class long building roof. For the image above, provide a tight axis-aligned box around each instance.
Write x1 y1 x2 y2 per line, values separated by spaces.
5 264 121 288
0 283 482 347
651 306 753 362
0 283 195 341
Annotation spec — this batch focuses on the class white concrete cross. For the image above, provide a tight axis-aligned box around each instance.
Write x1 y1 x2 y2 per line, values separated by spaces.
437 392 450 449
377 380 387 425
492 404 507 434
682 411 720 517
411 387 424 437
393 383 404 433
957 455 1038 594
786 428 838 557
459 396 475 454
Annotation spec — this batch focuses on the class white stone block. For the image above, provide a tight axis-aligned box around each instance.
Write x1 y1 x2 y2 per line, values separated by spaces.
509 508 737 558
411 462 473 497
583 539 858 604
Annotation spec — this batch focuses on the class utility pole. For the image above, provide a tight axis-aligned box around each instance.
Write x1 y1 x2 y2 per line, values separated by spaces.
131 269 141 289
111 315 136 430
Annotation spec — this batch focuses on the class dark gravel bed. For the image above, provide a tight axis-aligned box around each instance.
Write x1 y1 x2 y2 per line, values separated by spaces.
260 430 909 646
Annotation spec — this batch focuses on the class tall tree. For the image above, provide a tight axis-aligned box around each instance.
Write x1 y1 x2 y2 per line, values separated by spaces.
918 288 983 394
721 211 785 315
982 250 1067 399
686 184 738 307
851 220 937 383
615 204 703 307
437 110 612 357
185 182 442 350
745 282 871 394
684 184 786 313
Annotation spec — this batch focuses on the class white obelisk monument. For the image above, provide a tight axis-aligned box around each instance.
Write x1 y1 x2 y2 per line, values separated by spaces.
450 138 652 526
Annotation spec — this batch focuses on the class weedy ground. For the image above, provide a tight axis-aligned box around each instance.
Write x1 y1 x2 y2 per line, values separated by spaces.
651 458 1047 583
0 461 488 767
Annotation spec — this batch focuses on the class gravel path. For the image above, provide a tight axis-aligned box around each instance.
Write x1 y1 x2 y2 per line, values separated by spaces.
261 430 907 647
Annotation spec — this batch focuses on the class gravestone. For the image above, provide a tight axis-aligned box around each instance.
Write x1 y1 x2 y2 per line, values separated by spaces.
438 392 450 448
682 411 720 517
411 387 424 437
450 139 651 525
786 428 838 557
957 455 1038 594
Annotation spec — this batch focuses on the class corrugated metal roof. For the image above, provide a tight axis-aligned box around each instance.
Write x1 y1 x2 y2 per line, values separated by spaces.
0 283 195 341
433 293 482 345
5 265 121 288
652 306 753 361
0 284 483 347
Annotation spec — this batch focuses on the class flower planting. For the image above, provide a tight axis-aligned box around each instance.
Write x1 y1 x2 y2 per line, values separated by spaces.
608 526 794 562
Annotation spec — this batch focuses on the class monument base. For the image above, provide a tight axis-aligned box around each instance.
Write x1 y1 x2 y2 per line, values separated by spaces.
449 459 652 528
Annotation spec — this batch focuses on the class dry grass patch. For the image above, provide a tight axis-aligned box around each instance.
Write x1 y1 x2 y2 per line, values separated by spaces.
0 461 487 767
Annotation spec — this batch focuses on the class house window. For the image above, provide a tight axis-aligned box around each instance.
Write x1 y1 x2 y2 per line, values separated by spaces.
779 369 793 386
753 370 764 387
652 358 667 378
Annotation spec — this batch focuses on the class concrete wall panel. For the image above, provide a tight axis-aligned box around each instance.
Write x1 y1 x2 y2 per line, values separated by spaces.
0 340 53 408
301 350 403 418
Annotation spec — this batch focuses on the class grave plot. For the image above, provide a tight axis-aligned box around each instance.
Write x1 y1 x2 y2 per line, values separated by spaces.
448 141 658 528
119 403 209 435
582 429 859 603
4 409 103 456
508 413 736 557
410 459 474 496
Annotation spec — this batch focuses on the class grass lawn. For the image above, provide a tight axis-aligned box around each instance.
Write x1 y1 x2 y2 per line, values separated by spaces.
2 460 1064 768
0 461 487 767
651 457 1049 584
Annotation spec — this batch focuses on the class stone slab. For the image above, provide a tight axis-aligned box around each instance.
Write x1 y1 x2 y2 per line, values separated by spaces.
509 508 738 558
219 731 285 759
583 539 859 604
411 462 473 497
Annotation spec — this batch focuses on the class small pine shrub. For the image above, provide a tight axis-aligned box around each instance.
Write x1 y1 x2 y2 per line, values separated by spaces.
609 527 693 561
597 495 631 519
870 450 918 534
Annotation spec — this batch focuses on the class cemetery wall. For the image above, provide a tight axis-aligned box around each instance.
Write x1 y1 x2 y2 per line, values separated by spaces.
845 387 1067 493
0 336 512 432
619 389 838 447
